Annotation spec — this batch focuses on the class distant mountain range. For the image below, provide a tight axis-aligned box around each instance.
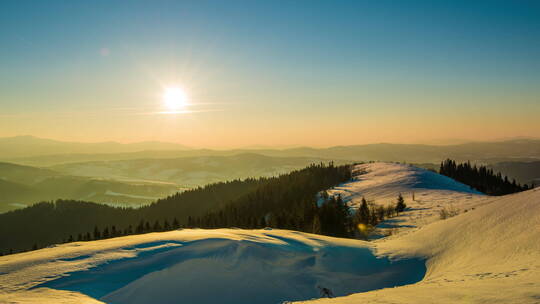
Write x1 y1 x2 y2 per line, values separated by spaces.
2 136 540 166
0 135 190 159
1 136 539 213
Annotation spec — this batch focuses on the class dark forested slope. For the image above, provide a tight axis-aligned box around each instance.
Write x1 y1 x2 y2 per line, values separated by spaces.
0 163 351 254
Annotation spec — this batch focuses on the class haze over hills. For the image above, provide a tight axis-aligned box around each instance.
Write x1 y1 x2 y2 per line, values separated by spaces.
3 136 540 167
0 154 345 213
488 161 540 186
0 162 179 213
0 136 190 159
1 136 538 210
1 136 539 215
50 153 341 187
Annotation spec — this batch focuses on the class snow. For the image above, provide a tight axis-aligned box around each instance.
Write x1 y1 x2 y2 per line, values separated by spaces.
2 162 539 303
0 229 425 304
327 163 488 237
294 165 540 304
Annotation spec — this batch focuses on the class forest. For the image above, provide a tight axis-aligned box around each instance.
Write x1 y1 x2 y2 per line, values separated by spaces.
439 159 530 195
2 159 528 256
0 163 356 254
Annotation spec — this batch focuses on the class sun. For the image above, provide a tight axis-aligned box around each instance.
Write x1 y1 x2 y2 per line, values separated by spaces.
163 87 188 111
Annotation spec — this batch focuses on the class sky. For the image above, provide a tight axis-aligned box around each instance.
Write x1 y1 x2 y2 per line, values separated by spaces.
1 0 539 148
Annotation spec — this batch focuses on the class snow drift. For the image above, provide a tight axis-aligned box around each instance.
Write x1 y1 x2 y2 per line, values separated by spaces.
0 230 425 304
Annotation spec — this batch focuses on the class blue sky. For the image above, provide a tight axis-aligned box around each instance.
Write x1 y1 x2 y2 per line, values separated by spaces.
1 0 539 146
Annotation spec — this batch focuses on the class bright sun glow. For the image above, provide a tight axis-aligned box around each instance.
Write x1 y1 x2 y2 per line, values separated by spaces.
163 87 188 111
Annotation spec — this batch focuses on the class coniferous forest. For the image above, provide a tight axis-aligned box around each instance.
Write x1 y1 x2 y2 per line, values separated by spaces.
2 159 529 256
0 163 357 254
439 159 530 195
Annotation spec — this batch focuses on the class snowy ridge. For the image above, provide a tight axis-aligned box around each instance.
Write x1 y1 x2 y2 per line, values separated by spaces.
296 185 540 303
328 163 487 237
1 163 539 303
330 162 482 205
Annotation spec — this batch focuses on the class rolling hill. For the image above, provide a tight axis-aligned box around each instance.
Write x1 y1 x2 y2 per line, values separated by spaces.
3 163 538 303
0 162 179 213
49 153 340 187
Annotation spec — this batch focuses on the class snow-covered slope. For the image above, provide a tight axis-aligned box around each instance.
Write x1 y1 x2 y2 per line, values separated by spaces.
0 229 425 304
1 163 538 304
327 163 487 236
296 169 540 303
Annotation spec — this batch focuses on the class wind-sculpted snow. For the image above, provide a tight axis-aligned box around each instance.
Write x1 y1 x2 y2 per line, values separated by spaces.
0 230 425 304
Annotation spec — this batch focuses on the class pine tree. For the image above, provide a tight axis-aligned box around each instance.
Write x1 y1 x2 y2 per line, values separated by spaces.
102 227 110 238
356 197 370 225
163 219 171 231
396 193 406 213
93 226 101 240
136 220 144 234
152 220 162 232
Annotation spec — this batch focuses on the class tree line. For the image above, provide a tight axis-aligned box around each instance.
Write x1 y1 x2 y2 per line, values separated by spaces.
439 159 531 195
0 163 357 255
24 191 408 255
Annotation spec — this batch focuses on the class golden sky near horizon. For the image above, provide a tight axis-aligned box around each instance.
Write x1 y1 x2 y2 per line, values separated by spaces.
2 1 540 148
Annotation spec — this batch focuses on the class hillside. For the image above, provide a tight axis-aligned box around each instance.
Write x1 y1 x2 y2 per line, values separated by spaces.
0 163 538 303
0 162 178 212
324 163 486 237
297 185 540 304
0 164 350 253
50 154 338 187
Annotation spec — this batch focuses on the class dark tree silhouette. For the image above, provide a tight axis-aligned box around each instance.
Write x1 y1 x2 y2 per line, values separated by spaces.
395 193 406 213
439 159 528 195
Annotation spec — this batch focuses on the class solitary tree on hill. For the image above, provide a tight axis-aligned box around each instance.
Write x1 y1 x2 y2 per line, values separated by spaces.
395 193 406 213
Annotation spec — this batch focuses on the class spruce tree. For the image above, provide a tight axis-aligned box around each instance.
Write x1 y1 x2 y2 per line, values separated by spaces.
93 226 101 240
396 193 406 213
356 197 370 225
102 227 110 238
